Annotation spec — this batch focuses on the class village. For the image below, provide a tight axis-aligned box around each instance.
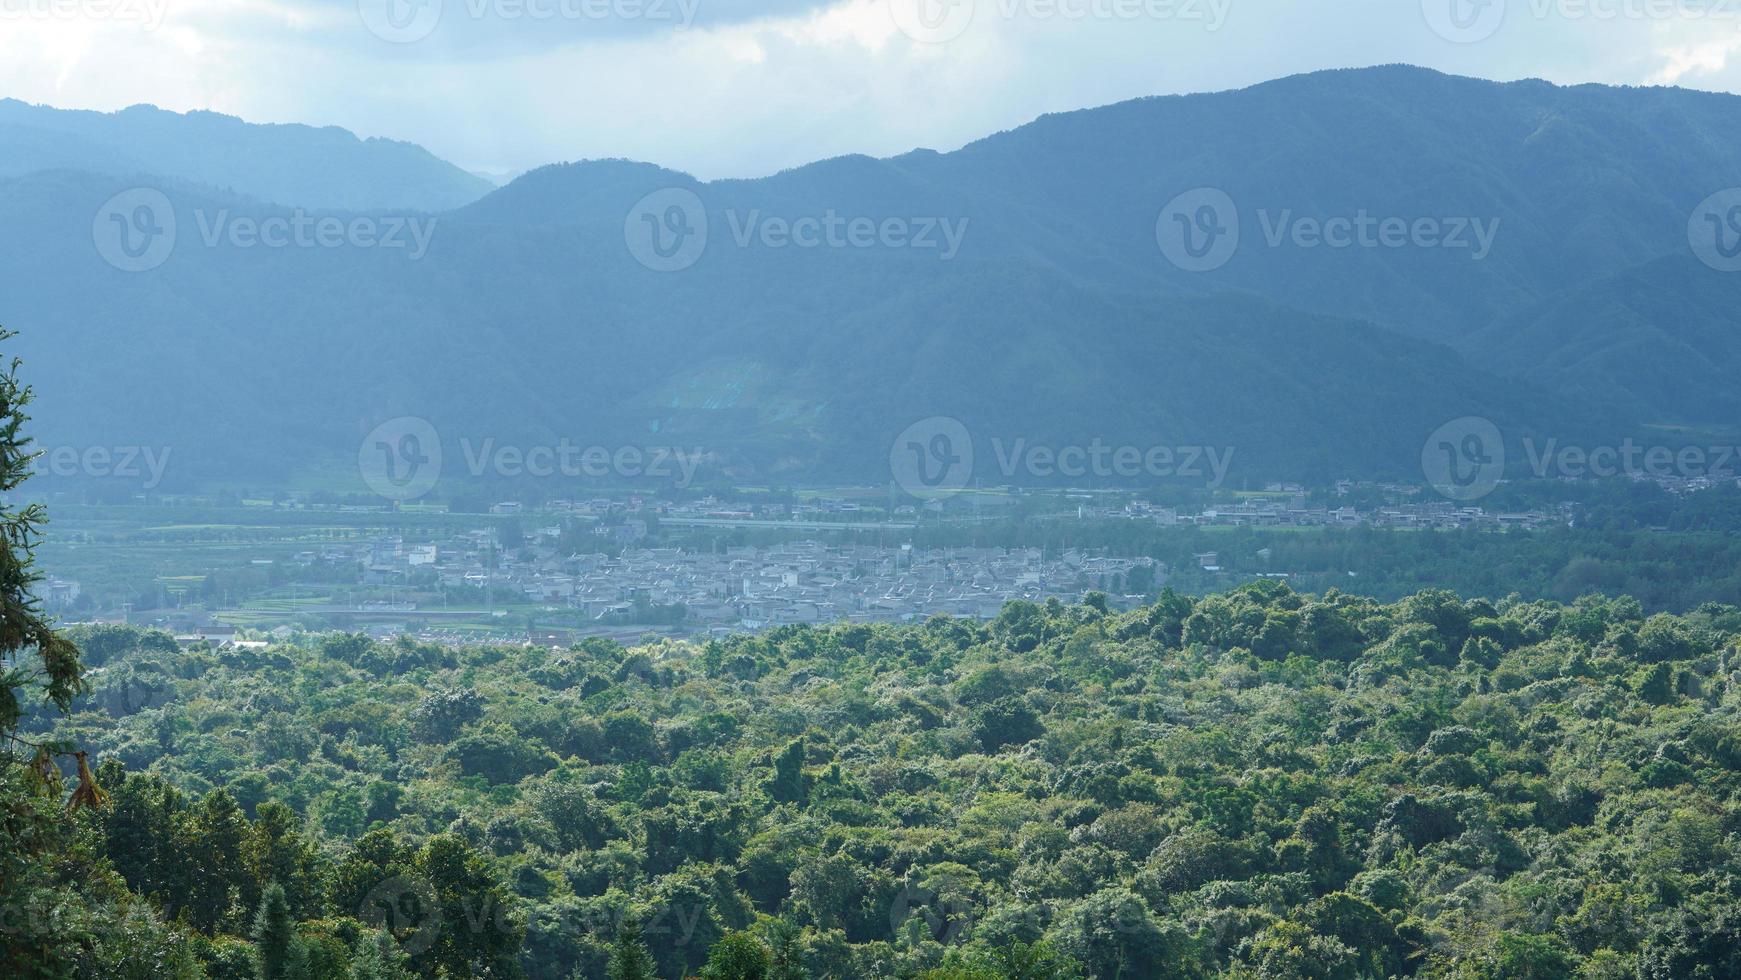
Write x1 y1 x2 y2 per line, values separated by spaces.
1082 486 1565 531
289 533 1161 642
34 483 1579 645
267 488 1565 639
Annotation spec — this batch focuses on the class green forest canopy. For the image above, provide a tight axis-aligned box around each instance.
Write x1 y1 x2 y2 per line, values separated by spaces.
12 582 1741 978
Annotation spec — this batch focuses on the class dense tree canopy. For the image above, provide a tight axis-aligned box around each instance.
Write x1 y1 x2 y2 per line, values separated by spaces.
12 577 1741 977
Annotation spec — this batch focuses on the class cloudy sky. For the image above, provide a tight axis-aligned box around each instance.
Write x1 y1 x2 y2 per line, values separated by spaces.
4 0 1741 179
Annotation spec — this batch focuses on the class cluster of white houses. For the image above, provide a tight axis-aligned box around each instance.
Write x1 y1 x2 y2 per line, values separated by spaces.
337 536 1159 632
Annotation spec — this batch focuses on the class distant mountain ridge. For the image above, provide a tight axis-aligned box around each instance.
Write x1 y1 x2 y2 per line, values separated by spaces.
2 66 1738 492
0 99 492 212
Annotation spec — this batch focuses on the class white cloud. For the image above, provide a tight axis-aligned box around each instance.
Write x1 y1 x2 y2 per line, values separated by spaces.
1649 32 1741 85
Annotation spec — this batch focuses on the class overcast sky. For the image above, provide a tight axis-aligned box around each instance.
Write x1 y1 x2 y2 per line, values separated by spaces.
4 0 1741 179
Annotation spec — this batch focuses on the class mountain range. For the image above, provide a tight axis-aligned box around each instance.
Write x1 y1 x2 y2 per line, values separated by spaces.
2 66 1738 493
0 99 492 212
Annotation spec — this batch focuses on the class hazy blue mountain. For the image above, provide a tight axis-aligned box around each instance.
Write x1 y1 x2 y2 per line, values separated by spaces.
0 166 1587 491
0 99 493 212
461 66 1741 428
917 66 1740 325
1471 255 1741 425
5 66 1736 492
